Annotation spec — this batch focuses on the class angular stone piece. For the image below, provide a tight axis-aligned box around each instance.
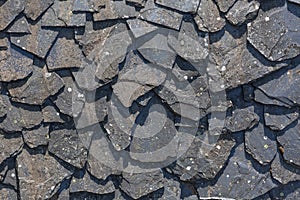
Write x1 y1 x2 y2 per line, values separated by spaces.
277 120 300 166
247 6 300 61
197 144 277 199
245 123 277 164
155 0 200 13
0 45 33 82
0 187 18 200
225 107 259 132
127 19 158 38
8 66 64 105
226 0 260 26
120 170 164 199
72 0 91 12
288 0 300 4
47 37 83 71
0 0 24 31
139 0 183 30
24 0 54 20
271 153 300 184
254 88 290 107
264 106 299 131
126 0 146 7
10 21 58 58
215 0 236 12
0 132 23 164
49 129 88 168
195 0 225 32
17 149 73 200
93 0 136 21
23 124 49 148
7 16 31 33
70 170 115 194
42 103 65 123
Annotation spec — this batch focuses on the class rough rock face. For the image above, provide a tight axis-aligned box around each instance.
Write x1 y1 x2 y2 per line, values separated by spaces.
0 0 299 199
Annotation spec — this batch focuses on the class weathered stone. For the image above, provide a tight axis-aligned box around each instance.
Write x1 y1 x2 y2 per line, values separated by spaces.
0 132 23 164
0 0 24 31
225 107 259 132
245 123 277 164
72 0 91 12
264 106 299 131
47 37 83 71
120 170 164 199
93 0 136 21
70 170 115 194
254 88 290 107
24 0 54 20
247 6 300 61
139 0 182 30
197 144 277 199
127 19 158 38
8 66 64 105
49 129 88 168
0 187 18 200
195 0 225 32
215 0 236 13
7 16 31 33
277 120 300 166
226 0 260 26
10 21 58 58
271 153 300 184
23 124 49 148
42 103 65 123
155 0 199 13
17 149 73 199
0 45 33 82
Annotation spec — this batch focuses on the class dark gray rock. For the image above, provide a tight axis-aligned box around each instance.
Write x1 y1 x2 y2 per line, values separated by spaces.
0 95 7 118
155 0 200 13
24 0 54 20
226 0 260 26
8 66 64 105
23 124 49 148
288 0 300 5
120 170 164 199
49 129 88 168
139 0 182 30
245 123 277 164
277 120 300 166
7 16 31 33
271 153 300 184
264 106 299 131
17 149 73 199
0 0 24 31
254 88 290 107
42 103 65 123
72 0 91 12
10 21 58 58
247 6 300 61
225 107 259 132
197 144 277 199
127 19 158 38
0 132 23 164
195 0 226 32
0 186 18 200
126 0 146 7
215 0 236 13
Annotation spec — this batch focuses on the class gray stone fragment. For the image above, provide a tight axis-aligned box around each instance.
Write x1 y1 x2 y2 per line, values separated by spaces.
264 106 299 131
225 107 259 132
215 0 236 13
24 0 54 20
126 0 146 7
245 123 277 164
139 0 183 30
41 0 86 27
70 170 115 194
0 0 24 31
155 0 200 13
271 153 300 184
277 120 300 166
17 149 73 200
159 178 181 199
23 124 49 148
42 103 65 123
138 33 176 70
7 16 31 33
1 165 17 189
120 170 164 199
0 187 18 200
10 21 58 58
49 129 88 168
0 132 23 164
127 19 158 38
288 0 300 4
8 66 64 105
197 144 277 199
72 0 91 12
247 6 300 61
254 88 290 107
93 0 136 21
47 37 83 71
226 0 260 26
195 0 225 32
0 45 33 82
0 96 7 118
